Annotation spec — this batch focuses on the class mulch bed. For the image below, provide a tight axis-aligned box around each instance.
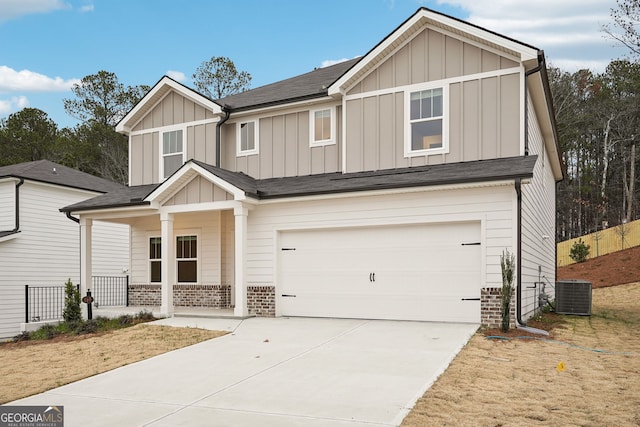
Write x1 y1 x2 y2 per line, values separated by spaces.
557 245 640 288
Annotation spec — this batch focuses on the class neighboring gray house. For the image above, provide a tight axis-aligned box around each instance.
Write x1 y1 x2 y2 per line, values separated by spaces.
62 8 563 328
0 160 129 339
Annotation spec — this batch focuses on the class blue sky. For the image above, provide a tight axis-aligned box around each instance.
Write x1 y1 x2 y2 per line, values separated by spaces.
0 0 628 129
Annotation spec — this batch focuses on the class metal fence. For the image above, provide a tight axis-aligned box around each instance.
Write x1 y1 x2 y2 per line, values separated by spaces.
24 276 129 323
25 284 79 323
92 275 129 307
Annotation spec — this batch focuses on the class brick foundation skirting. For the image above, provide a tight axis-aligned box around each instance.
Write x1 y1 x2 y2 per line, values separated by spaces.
247 285 276 317
174 284 230 308
481 287 516 329
127 284 230 308
128 284 161 306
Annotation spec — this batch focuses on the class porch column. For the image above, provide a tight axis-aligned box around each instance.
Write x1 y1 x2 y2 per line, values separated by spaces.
160 212 175 316
234 205 248 317
79 217 92 320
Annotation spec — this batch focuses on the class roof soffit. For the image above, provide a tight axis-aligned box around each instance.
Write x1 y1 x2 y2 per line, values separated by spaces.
329 8 539 95
116 77 223 134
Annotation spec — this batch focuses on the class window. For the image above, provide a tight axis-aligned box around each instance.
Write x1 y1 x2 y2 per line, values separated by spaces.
162 129 184 178
407 87 446 154
237 121 258 155
310 108 334 146
149 237 161 283
176 235 197 283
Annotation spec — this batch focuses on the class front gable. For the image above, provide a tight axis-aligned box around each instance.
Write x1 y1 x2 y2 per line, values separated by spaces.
162 175 234 206
145 160 253 208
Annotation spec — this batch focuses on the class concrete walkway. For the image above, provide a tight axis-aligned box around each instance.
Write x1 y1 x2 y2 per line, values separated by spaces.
10 317 477 426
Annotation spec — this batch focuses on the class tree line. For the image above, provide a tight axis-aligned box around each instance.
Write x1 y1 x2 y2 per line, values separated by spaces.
0 57 251 185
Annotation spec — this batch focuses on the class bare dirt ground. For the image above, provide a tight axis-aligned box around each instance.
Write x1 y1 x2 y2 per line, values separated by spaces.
0 324 224 404
558 245 640 288
403 260 640 427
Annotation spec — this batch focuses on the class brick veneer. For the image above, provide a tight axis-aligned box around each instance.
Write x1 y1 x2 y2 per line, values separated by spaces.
128 284 230 308
247 285 276 317
481 287 516 329
128 284 161 306
174 284 230 308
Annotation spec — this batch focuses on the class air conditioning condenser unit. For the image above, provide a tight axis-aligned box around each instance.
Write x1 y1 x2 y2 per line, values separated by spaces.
555 280 592 316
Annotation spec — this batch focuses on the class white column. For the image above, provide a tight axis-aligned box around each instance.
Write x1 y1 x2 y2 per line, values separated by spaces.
161 212 175 317
234 205 248 317
79 217 92 320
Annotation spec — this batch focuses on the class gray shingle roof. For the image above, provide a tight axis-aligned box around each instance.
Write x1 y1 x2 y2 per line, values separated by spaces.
0 160 123 193
61 183 158 212
218 58 360 111
62 156 536 212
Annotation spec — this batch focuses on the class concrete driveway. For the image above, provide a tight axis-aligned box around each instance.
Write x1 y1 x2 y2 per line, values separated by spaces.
11 317 477 426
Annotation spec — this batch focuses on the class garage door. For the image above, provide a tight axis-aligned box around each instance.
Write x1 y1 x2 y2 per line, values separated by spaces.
279 222 481 323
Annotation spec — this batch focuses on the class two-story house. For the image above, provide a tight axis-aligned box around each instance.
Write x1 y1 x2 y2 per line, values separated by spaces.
62 8 563 328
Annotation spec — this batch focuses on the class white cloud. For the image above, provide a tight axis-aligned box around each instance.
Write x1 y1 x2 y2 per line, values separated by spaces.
436 0 625 72
166 70 187 82
79 3 94 13
0 96 29 115
0 66 80 92
321 57 361 68
0 0 70 22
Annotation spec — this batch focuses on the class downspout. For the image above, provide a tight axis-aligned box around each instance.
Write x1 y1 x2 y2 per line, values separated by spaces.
215 106 231 168
516 51 544 326
515 178 525 326
65 211 80 223
523 51 544 156
11 178 24 232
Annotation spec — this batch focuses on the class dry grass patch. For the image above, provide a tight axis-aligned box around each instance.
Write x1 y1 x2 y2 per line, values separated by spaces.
403 282 640 427
0 324 225 404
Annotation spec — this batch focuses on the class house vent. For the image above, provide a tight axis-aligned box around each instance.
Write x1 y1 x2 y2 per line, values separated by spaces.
555 280 592 316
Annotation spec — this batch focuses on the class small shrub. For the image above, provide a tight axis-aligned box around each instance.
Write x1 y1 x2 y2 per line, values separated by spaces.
30 324 59 340
500 249 516 333
13 331 31 342
62 279 81 323
569 239 590 263
136 310 155 322
74 320 98 335
117 314 133 327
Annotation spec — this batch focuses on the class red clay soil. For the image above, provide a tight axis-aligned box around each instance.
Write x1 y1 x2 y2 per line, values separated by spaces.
557 245 640 288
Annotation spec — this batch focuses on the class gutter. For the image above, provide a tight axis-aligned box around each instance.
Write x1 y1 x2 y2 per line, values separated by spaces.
65 211 80 223
215 106 231 168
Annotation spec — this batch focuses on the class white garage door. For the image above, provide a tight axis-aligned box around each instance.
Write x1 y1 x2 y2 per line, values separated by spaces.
279 222 481 323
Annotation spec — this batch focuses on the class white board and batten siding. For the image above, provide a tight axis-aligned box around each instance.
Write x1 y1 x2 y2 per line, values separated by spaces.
245 184 517 323
0 181 129 339
0 180 16 231
520 95 557 319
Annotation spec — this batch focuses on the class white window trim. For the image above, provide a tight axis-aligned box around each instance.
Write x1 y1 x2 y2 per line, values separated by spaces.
176 233 200 284
159 125 187 180
309 106 336 147
236 120 259 156
149 235 161 284
404 84 449 157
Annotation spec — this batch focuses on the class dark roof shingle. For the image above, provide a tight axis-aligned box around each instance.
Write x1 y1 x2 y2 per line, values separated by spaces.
0 160 123 193
218 58 360 111
62 156 536 212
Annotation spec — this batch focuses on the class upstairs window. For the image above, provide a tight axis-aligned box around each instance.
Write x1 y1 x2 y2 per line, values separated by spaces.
407 87 447 155
237 121 258 155
162 129 184 178
310 108 335 146
149 237 161 283
176 235 197 283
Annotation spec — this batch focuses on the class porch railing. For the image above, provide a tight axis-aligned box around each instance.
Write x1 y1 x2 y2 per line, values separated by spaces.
25 284 79 323
92 275 129 307
24 276 129 323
